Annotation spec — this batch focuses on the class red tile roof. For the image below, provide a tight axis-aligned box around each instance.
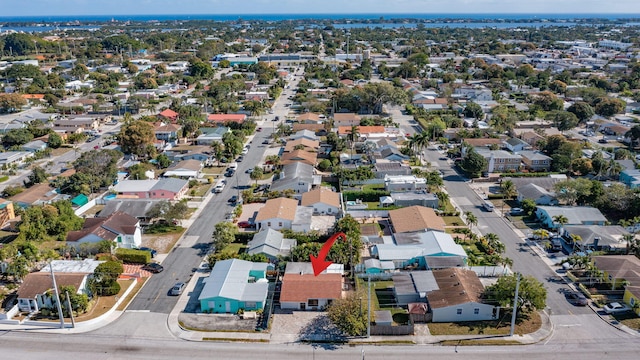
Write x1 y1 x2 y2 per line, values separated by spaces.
159 109 179 120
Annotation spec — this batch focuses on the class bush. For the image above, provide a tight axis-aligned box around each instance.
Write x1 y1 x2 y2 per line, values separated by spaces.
317 159 332 172
101 281 121 296
234 232 256 244
115 248 151 264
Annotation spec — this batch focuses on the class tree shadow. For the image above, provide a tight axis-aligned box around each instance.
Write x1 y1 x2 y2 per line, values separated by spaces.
297 313 346 350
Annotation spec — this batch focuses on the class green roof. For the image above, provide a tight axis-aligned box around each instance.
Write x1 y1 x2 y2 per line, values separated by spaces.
71 194 89 207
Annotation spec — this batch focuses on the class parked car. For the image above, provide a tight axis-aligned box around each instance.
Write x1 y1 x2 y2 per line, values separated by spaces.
228 195 238 204
138 247 157 258
237 221 253 228
565 291 588 306
170 282 185 296
598 138 609 144
604 302 631 314
142 263 164 273
256 127 262 132
224 213 235 222
510 208 524 215
262 139 270 145
237 156 244 162
242 148 249 155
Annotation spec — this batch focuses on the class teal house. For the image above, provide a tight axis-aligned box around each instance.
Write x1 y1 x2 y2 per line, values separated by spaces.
199 259 269 313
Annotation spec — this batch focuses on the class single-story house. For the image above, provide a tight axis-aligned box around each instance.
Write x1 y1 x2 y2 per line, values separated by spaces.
112 178 189 200
247 229 297 261
624 286 640 316
153 122 181 142
97 199 163 224
0 151 34 168
158 109 179 122
17 259 103 312
372 231 467 270
384 175 427 192
373 160 412 178
333 113 361 127
270 162 321 196
388 206 446 233
392 271 439 306
207 113 247 124
280 262 343 310
300 187 341 215
255 197 298 231
9 183 70 207
21 139 47 153
290 129 319 142
516 183 558 205
281 150 317 166
195 127 231 145
562 225 629 252
389 191 439 209
535 206 607 229
66 212 142 249
162 159 202 178
284 138 320 153
427 268 500 323
364 258 396 274
198 259 269 313
504 137 530 153
592 255 640 291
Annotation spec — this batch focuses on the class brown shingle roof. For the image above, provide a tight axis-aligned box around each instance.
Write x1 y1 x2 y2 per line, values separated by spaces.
167 159 203 171
292 124 325 133
67 211 138 242
280 273 342 302
17 272 86 299
462 138 503 147
281 150 317 166
427 268 485 309
337 126 385 136
297 113 322 122
9 183 58 205
388 206 445 233
301 187 340 208
255 197 298 222
284 138 320 153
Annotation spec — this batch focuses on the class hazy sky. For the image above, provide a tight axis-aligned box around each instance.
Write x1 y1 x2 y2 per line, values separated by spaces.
3 0 640 17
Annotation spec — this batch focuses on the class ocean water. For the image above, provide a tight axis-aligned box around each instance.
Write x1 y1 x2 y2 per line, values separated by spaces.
1 13 639 23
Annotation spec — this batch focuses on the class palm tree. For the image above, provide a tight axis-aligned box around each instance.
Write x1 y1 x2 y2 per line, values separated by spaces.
623 233 636 255
500 180 517 214
348 125 360 158
266 154 281 169
211 142 224 167
465 211 478 231
533 229 550 240
569 234 582 252
414 132 430 163
552 214 568 230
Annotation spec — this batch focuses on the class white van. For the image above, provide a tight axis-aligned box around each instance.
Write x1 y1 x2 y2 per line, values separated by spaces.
228 162 238 170
483 201 494 212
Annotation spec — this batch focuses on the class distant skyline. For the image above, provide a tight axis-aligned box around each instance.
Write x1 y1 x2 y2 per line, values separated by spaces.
3 0 640 17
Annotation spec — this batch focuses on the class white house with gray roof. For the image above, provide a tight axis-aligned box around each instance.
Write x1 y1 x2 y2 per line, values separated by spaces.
517 183 558 205
371 231 467 270
270 162 321 196
247 229 297 261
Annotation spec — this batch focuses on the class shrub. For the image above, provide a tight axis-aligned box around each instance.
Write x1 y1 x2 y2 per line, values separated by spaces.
115 248 151 264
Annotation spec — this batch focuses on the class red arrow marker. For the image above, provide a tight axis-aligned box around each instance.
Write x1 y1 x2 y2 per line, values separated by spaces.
310 232 345 276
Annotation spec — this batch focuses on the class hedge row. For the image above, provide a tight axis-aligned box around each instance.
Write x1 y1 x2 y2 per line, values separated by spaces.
343 190 390 202
115 248 151 264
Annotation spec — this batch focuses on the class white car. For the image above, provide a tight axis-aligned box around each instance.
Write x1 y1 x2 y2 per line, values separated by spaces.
603 302 631 314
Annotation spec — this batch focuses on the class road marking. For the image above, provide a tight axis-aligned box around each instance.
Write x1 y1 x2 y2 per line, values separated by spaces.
153 289 162 304
126 310 150 313
568 310 573 315
556 324 582 327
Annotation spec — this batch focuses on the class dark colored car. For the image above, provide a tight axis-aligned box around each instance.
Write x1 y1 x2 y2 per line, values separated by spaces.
565 291 588 306
142 263 164 274
237 156 244 162
256 127 262 132
138 247 157 258
225 169 235 177
598 138 609 144
170 282 186 296
237 221 253 228
228 195 238 203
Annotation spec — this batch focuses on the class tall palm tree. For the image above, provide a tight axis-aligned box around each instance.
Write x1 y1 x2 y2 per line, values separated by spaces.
500 180 517 214
414 132 430 163
569 234 582 252
623 233 636 255
465 211 478 231
348 125 360 158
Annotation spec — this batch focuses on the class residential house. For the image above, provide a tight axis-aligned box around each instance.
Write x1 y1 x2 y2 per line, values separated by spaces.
207 113 247 124
384 175 427 192
247 229 297 261
16 259 104 312
21 139 47 153
284 138 320 153
519 151 552 172
623 286 640 315
66 212 142 249
475 149 522 173
97 198 163 224
518 131 545 148
364 258 396 274
504 138 530 153
9 183 70 207
388 206 446 234
297 113 323 124
162 159 202 178
195 127 231 146
392 271 438 306
0 199 16 227
428 268 500 322
412 97 448 110
255 197 298 231
620 169 640 189
292 123 327 135
592 255 640 291
289 129 319 142
301 187 341 215
337 126 387 140
292 206 313 233
0 151 33 168
270 162 321 196
112 178 189 200
333 113 361 127
280 262 343 310
462 138 504 148
372 231 467 270
53 118 99 130
562 225 629 252
158 109 179 122
516 183 558 205
153 122 181 142
281 150 317 166
374 147 410 162
453 86 493 101
198 259 269 313
535 206 607 229
165 145 213 162
373 160 412 178
389 191 439 209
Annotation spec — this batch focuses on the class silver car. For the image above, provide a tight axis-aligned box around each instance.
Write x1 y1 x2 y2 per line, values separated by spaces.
170 282 186 296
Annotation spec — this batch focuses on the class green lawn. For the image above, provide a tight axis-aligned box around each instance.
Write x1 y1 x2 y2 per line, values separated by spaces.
362 183 385 191
220 243 247 257
442 216 464 227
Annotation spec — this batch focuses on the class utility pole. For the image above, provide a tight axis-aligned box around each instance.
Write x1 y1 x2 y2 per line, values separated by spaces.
49 261 66 328
509 273 521 337
65 290 76 328
367 274 371 338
